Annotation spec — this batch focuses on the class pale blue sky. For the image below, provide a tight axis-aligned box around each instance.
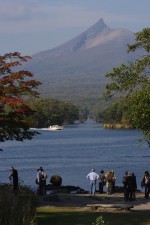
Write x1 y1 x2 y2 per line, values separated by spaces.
0 0 149 55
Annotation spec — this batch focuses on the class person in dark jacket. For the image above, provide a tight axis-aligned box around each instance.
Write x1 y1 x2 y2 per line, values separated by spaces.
122 171 134 201
9 167 18 191
141 171 150 199
122 171 128 200
99 170 106 194
131 172 137 200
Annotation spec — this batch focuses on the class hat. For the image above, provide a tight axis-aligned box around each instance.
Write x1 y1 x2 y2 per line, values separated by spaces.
39 166 43 171
91 168 95 172
145 171 149 175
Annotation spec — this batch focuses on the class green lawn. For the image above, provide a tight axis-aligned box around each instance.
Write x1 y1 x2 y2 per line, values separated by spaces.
37 208 150 225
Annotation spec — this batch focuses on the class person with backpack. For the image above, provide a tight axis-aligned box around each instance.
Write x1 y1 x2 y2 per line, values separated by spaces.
99 170 106 194
105 170 116 195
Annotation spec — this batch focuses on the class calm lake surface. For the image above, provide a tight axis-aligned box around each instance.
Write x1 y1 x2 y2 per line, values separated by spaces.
0 121 149 191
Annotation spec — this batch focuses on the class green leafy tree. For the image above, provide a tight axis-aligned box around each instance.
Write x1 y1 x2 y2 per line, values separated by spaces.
28 98 79 127
79 107 89 123
97 99 132 126
0 52 41 142
59 102 79 124
104 28 150 145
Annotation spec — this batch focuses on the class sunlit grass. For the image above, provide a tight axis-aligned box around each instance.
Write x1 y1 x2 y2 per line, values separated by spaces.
37 207 150 225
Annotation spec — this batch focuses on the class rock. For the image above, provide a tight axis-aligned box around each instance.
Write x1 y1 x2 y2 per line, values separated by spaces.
46 184 86 193
50 175 62 186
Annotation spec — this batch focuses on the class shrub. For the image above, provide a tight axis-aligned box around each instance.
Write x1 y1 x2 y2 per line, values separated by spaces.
50 175 62 186
92 216 109 225
0 184 37 225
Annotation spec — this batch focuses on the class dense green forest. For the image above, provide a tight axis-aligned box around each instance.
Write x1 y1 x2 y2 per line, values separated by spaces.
96 99 131 125
27 98 81 128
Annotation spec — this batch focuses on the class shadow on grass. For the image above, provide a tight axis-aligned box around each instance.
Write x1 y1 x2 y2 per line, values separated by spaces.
37 211 150 225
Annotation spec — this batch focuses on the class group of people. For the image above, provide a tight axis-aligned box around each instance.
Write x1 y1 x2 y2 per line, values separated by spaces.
122 171 137 201
86 169 150 201
8 166 150 200
86 169 116 196
122 170 150 201
8 166 48 195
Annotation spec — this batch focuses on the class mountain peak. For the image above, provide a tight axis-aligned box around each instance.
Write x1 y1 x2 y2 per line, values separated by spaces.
83 18 110 38
69 19 111 52
89 18 108 30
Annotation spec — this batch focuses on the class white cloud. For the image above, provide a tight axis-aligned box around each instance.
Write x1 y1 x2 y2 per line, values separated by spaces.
0 1 32 20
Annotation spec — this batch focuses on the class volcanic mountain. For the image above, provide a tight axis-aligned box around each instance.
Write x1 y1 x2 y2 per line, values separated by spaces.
25 19 139 110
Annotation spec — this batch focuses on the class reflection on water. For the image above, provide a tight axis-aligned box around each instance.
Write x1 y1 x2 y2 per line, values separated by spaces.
0 122 149 191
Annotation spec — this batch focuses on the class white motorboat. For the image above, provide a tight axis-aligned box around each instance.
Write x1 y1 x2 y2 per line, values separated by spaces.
48 125 63 130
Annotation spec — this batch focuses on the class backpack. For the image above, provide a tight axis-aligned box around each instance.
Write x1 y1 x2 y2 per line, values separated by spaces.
145 177 150 185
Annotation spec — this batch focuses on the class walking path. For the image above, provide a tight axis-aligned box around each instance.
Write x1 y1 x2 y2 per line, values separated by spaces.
38 191 150 212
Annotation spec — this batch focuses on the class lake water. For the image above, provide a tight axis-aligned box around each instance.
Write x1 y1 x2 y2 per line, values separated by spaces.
0 121 149 192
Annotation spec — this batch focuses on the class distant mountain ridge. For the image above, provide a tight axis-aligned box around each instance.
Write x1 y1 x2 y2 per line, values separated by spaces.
24 19 140 111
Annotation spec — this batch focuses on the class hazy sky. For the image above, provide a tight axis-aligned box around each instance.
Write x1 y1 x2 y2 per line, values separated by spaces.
0 0 149 55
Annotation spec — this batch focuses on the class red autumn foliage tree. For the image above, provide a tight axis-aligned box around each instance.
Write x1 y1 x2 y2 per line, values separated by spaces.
0 52 41 142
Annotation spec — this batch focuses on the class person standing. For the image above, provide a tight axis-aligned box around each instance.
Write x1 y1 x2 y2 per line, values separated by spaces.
37 167 43 195
141 171 150 199
99 170 106 194
131 172 137 200
105 170 116 195
9 166 18 191
122 171 129 200
122 171 135 201
41 168 48 195
111 170 116 193
86 168 99 196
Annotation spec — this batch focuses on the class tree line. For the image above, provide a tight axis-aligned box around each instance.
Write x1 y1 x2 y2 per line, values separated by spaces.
97 100 131 126
27 98 80 128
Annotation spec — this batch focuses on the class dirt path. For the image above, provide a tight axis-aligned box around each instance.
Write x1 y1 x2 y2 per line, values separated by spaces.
37 192 150 212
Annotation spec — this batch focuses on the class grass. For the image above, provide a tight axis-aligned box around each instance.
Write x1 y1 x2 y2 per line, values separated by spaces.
37 208 150 225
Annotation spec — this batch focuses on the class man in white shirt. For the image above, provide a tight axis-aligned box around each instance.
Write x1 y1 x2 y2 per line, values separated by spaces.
86 168 99 195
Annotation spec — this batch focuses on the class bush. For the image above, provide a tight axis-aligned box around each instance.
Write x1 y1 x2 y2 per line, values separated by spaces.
92 216 109 225
50 175 62 186
0 184 37 225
